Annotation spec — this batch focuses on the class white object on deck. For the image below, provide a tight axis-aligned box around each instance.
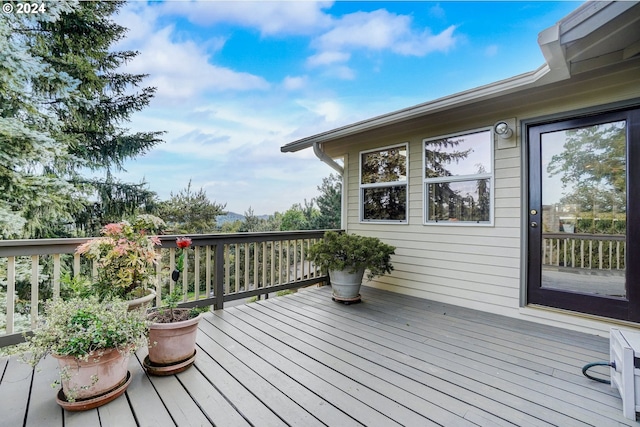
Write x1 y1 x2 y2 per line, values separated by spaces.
610 327 640 420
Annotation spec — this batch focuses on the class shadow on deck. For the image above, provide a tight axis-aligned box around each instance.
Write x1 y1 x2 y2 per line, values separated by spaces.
1 285 634 426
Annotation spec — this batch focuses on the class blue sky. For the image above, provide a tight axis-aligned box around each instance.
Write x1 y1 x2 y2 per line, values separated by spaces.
112 0 581 215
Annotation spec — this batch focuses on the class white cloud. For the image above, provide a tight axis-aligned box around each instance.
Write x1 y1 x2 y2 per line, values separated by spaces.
315 10 412 52
309 8 459 68
282 75 308 91
297 99 345 123
114 4 269 105
158 1 334 36
306 50 351 67
315 9 457 55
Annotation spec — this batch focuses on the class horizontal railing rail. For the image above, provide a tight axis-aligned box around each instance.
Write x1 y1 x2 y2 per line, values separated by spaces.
0 230 334 348
542 233 625 271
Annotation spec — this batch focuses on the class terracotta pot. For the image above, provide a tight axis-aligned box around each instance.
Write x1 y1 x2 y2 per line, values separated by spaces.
127 288 156 311
53 348 130 404
147 310 202 366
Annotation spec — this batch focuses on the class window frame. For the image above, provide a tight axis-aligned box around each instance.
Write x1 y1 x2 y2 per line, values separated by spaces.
422 127 495 226
359 142 409 224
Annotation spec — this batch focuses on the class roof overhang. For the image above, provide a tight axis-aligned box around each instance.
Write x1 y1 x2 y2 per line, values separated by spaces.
281 1 640 153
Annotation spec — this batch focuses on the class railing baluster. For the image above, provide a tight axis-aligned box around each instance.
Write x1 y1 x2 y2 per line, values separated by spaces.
194 246 200 301
278 241 284 285
169 247 176 295
6 256 15 334
31 255 39 329
53 253 61 298
73 253 81 277
224 244 230 295
262 241 267 288
155 250 162 305
598 241 603 270
206 245 212 298
270 241 275 286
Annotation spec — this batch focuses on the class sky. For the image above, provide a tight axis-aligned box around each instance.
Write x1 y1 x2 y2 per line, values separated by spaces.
111 0 582 215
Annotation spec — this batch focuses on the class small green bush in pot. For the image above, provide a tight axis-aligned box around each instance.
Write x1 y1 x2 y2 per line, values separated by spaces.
21 296 148 404
308 231 395 280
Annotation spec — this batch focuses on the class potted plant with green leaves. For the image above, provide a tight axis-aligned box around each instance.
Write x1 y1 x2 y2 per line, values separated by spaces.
308 231 395 303
144 237 205 375
21 296 148 411
75 214 165 308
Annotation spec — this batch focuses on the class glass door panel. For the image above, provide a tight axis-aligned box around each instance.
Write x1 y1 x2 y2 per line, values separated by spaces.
527 107 640 322
540 121 626 297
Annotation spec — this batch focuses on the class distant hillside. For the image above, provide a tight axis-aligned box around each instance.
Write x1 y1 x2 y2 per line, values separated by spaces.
216 212 270 225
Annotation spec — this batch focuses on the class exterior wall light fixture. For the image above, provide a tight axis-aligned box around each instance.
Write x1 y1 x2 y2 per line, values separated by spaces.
494 121 514 139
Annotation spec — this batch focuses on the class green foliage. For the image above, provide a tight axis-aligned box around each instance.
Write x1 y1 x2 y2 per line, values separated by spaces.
147 289 203 323
22 296 148 364
158 180 226 234
313 174 342 229
75 214 165 299
308 231 395 280
547 122 626 218
280 203 315 231
59 273 94 300
0 0 164 238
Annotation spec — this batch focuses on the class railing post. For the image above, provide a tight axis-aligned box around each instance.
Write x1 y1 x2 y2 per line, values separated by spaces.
214 241 225 310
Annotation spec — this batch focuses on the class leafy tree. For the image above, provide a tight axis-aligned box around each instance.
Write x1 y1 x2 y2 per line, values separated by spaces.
424 137 475 221
1 0 164 238
157 180 226 234
313 173 342 229
361 146 407 221
547 122 626 223
280 204 311 231
0 1 80 238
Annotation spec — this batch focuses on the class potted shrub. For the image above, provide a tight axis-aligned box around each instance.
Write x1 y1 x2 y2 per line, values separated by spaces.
308 231 395 303
21 296 148 411
144 237 204 376
75 214 165 307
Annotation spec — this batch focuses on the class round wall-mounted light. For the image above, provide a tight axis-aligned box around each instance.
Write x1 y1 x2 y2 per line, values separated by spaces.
494 121 513 139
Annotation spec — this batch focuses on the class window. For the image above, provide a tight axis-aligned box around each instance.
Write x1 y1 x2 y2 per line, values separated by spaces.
423 128 493 224
360 144 408 222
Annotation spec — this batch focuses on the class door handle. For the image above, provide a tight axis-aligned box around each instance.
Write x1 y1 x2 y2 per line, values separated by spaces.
530 222 538 228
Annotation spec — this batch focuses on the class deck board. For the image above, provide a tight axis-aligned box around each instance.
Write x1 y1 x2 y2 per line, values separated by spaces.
1 285 638 426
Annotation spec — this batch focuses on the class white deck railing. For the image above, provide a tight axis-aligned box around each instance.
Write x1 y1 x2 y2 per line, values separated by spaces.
0 230 331 347
542 233 625 271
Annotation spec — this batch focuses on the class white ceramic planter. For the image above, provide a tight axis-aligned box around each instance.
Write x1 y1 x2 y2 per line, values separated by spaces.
329 267 365 302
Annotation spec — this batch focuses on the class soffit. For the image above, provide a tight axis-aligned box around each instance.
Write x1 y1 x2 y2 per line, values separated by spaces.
560 1 640 74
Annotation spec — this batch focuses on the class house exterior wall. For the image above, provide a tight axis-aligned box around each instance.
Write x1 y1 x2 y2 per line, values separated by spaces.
324 60 640 336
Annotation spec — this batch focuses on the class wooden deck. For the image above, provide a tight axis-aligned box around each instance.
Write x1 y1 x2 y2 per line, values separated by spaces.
1 285 636 426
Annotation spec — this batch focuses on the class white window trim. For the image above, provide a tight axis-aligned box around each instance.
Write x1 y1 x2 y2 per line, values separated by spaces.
422 127 494 226
359 142 409 224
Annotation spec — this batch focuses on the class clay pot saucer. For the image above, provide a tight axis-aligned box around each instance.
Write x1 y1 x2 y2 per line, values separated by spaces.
56 371 132 411
143 350 197 376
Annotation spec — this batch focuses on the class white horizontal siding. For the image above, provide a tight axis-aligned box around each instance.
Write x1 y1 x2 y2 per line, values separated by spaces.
336 60 640 335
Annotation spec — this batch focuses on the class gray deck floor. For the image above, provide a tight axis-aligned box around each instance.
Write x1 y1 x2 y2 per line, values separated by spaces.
0 285 636 426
